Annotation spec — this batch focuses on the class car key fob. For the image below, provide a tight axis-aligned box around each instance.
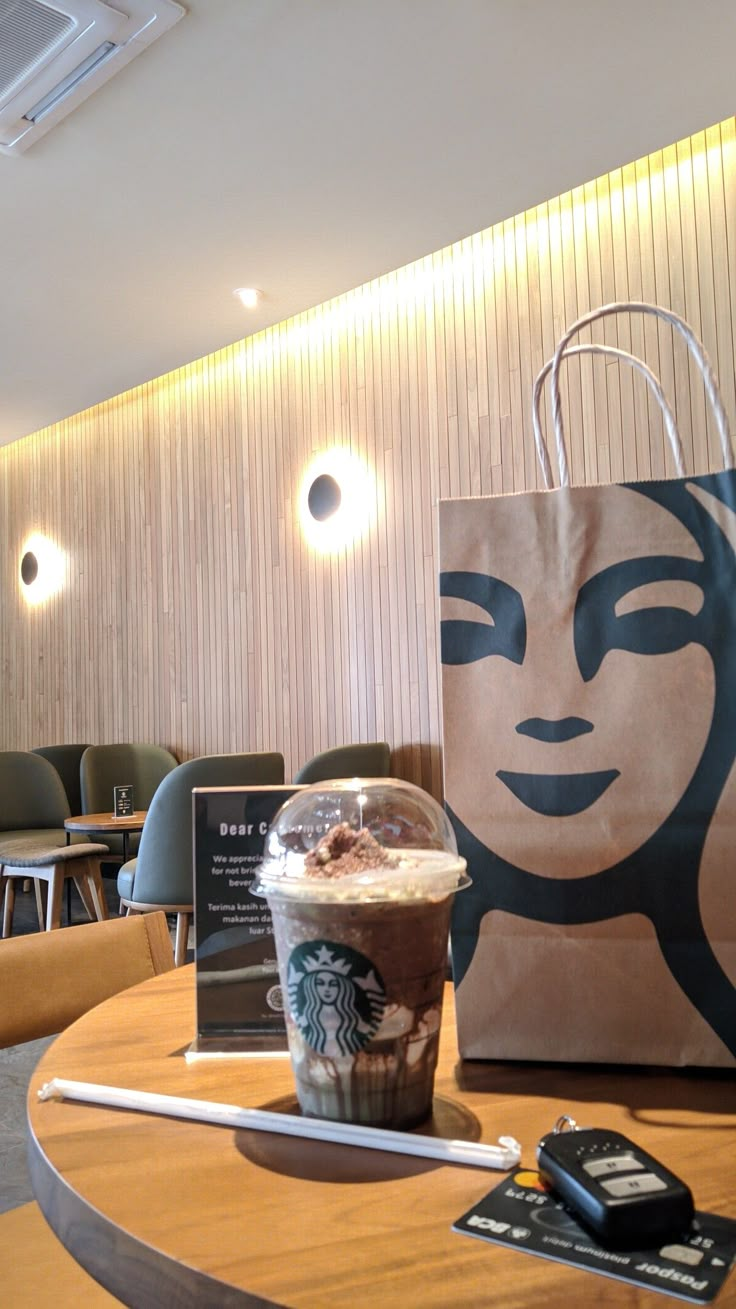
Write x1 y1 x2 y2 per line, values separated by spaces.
536 1115 694 1248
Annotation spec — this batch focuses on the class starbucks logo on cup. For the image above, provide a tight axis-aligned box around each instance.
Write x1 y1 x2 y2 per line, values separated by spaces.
287 941 386 1056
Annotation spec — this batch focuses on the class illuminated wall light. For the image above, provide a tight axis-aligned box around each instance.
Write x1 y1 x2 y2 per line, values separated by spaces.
299 449 375 553
20 551 38 584
50 118 728 442
20 532 65 606
246 125 724 362
308 473 341 521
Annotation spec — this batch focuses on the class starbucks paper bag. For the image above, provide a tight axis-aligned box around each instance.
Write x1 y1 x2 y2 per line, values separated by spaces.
440 303 736 1067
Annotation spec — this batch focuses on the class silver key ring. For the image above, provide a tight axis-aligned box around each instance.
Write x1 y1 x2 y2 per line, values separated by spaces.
552 1114 578 1134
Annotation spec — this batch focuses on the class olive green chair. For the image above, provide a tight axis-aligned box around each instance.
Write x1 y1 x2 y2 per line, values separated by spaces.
80 743 179 860
32 744 90 818
0 751 108 935
293 741 391 784
0 750 77 844
118 751 285 965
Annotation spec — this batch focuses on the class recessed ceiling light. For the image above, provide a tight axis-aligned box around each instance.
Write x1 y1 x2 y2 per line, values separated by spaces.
234 287 260 309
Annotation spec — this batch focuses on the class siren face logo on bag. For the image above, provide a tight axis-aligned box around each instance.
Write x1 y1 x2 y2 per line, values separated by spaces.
440 469 736 1059
440 483 717 879
287 941 385 1056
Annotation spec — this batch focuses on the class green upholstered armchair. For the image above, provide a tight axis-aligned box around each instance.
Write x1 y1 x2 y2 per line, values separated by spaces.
0 751 107 934
32 744 90 818
293 741 391 784
117 751 285 965
80 743 179 860
0 750 72 843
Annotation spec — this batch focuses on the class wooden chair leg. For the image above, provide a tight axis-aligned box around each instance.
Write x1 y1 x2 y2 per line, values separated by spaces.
34 879 46 930
174 912 191 967
2 876 15 938
83 861 109 923
72 867 97 922
46 866 65 931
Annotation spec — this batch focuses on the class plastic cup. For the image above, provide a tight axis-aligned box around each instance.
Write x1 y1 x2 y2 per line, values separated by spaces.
261 850 466 1129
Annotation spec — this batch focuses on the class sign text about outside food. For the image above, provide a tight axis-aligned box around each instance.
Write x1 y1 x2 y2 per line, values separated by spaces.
192 786 301 1050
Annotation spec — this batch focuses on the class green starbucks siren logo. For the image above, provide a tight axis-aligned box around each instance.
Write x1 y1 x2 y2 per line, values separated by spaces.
287 940 386 1056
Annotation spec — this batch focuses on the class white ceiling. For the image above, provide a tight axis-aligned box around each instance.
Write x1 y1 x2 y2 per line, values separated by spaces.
1 0 735 448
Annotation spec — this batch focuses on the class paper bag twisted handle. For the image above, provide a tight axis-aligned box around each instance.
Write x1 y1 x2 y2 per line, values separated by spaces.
532 343 685 490
544 301 734 488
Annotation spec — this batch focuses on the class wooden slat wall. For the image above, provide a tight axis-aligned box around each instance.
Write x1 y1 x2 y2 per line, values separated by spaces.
2 118 735 795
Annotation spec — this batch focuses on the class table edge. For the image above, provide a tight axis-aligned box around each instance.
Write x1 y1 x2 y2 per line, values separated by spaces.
27 1116 274 1309
64 814 147 830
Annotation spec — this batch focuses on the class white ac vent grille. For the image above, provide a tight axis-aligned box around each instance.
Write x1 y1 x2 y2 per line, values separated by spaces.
0 0 185 154
0 0 75 101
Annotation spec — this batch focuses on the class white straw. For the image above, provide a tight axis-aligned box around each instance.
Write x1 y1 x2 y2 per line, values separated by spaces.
38 1077 521 1171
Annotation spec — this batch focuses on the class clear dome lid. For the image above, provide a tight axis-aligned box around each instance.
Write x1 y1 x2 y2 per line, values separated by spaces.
254 777 466 900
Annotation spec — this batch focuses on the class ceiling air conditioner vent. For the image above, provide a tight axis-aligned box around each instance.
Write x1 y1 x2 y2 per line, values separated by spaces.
0 1 76 100
0 0 185 155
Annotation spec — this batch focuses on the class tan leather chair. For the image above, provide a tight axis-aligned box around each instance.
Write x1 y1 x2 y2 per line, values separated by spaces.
0 913 175 1303
0 1204 121 1305
0 911 175 1048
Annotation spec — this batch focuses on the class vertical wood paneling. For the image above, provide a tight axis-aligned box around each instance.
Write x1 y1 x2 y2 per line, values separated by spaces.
2 119 735 797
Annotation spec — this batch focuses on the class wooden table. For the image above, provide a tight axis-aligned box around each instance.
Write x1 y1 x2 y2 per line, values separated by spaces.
65 812 147 866
27 968 736 1308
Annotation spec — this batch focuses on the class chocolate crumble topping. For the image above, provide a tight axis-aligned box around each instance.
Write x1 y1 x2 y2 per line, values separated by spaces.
304 823 398 878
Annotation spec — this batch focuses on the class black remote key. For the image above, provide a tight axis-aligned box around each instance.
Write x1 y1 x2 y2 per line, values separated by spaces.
537 1118 694 1248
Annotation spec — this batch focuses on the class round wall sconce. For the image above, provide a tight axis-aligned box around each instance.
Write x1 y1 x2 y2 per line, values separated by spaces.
299 449 375 552
21 551 39 585
307 473 342 521
19 533 65 606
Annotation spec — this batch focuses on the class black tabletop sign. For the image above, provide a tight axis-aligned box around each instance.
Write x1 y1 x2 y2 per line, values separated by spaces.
113 785 134 818
190 785 301 1055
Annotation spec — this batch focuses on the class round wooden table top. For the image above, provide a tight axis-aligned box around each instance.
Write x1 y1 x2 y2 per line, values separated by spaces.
27 968 736 1308
64 812 147 833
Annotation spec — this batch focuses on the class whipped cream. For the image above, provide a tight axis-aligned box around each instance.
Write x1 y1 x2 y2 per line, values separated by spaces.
257 822 467 903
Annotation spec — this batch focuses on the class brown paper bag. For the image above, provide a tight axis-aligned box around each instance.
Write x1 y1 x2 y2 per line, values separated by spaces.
440 302 736 1066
